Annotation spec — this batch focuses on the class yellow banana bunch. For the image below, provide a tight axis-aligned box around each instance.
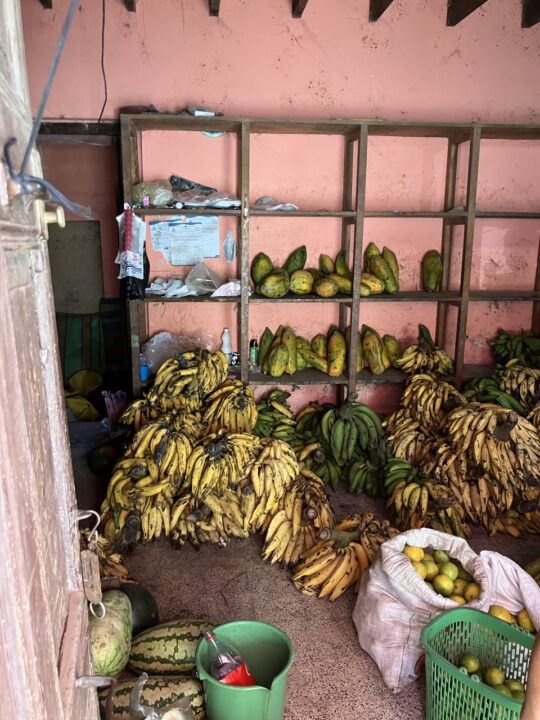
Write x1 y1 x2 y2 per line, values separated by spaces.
119 398 159 431
197 350 229 398
498 363 540 411
402 374 465 430
393 345 453 377
202 379 258 433
527 402 540 429
87 534 130 581
170 489 248 548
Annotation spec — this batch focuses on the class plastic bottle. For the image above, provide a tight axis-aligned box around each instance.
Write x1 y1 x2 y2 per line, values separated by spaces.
204 631 256 686
249 338 259 365
223 230 237 262
221 328 233 365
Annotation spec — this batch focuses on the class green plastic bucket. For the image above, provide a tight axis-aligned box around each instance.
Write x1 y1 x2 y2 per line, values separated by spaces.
195 620 294 720
421 608 535 720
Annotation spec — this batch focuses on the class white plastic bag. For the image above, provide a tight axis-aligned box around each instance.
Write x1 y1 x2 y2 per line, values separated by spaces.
480 550 540 628
141 331 213 373
353 528 490 693
185 262 223 295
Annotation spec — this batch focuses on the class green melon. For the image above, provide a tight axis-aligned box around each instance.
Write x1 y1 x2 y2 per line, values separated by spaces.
90 590 132 677
99 675 205 720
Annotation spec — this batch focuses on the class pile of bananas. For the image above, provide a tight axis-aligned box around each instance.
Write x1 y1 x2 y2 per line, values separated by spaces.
463 376 526 415
489 330 540 369
253 390 300 447
260 468 335 565
291 513 399 601
394 324 453 377
403 373 465 427
496 361 540 411
384 407 439 466
384 458 470 538
169 490 249 548
202 379 258 433
527 402 540 429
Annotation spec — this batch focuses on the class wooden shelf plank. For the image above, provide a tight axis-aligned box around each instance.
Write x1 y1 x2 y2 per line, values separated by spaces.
362 291 461 303
144 295 240 303
446 0 488 26
292 0 309 18
522 0 540 27
209 0 220 16
364 210 467 220
469 290 539 302
250 209 356 218
133 207 241 217
369 0 395 21
250 293 354 304
475 211 540 219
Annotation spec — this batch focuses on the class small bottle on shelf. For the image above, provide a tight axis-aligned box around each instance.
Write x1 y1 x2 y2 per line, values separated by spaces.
204 631 256 686
249 338 259 366
221 328 233 365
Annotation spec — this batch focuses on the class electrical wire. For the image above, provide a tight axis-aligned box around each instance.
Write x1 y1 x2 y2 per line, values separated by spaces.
97 0 108 127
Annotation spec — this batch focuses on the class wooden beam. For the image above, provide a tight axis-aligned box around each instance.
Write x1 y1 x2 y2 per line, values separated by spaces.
38 0 52 8
124 0 136 10
292 0 309 18
369 0 395 21
209 0 220 16
447 0 488 26
522 0 540 27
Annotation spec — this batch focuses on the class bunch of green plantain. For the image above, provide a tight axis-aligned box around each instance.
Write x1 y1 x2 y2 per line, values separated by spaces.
252 389 301 446
463 376 526 415
489 329 540 369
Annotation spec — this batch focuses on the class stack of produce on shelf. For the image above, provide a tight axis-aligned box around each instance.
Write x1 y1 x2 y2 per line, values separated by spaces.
384 371 540 537
257 323 403 379
393 324 453 375
251 245 354 298
421 249 443 292
489 329 540 369
361 242 399 295
291 512 399 600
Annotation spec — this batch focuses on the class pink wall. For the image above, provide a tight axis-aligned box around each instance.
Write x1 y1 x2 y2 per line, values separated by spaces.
22 0 540 411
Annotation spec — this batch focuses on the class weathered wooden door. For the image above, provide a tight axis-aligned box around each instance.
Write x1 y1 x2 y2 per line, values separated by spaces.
0 2 99 718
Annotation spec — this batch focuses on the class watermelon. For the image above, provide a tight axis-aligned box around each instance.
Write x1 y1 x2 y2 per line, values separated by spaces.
119 582 159 636
90 590 132 677
99 675 205 720
128 619 214 675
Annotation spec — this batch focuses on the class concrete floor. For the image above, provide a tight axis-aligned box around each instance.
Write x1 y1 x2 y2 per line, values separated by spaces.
69 420 539 720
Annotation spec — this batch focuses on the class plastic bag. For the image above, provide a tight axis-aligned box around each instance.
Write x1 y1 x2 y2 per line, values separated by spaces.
116 205 147 284
251 195 299 212
141 331 213 373
146 277 195 298
171 189 240 209
222 231 237 262
101 390 127 427
480 550 540 628
211 280 243 297
353 528 490 693
132 181 173 207
185 262 223 295
169 174 217 195
129 672 195 720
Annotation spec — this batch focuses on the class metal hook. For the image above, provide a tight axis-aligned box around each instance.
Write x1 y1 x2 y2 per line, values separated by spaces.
89 601 106 619
77 509 101 545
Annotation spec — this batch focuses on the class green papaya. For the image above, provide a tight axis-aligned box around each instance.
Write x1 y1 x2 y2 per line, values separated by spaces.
422 250 443 292
306 267 324 281
284 245 307 274
327 273 352 294
251 252 274 285
314 277 338 298
319 254 335 274
312 334 328 359
281 327 297 374
364 242 380 272
259 270 290 298
360 283 371 297
382 247 399 290
361 273 385 294
259 328 274 369
298 348 329 374
262 326 284 373
362 326 390 375
267 345 289 378
335 251 353 280
370 255 398 295
382 334 403 368
327 329 347 377
289 269 314 295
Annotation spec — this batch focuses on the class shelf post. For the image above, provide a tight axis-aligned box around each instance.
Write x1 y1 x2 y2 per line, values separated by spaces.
532 236 540 336
454 126 481 388
239 122 251 384
347 124 369 397
128 299 147 399
120 115 140 207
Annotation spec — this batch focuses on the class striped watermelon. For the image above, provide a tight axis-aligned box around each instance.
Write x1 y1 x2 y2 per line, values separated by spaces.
128 619 214 675
90 590 132 677
99 675 205 720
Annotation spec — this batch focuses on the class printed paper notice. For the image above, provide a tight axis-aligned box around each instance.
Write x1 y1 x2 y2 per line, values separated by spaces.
149 216 220 266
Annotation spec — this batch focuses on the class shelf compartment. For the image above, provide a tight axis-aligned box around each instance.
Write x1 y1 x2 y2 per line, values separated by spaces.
134 208 241 217
250 292 354 303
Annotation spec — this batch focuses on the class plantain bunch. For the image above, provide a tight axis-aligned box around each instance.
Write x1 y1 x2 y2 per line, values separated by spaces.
202 379 258 433
393 325 453 377
496 361 540 412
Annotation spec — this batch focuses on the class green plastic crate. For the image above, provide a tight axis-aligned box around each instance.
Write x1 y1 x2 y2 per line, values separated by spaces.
421 608 535 720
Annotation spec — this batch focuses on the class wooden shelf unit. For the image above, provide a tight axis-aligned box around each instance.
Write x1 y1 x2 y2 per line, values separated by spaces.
121 114 540 398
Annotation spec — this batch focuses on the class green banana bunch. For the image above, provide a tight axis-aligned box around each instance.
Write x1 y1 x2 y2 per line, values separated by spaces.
347 459 383 497
489 330 540 369
253 389 303 446
463 376 526 416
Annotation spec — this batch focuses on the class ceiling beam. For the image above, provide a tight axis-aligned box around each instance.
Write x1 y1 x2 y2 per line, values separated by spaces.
38 0 52 7
522 0 540 27
447 0 488 25
369 0 395 21
209 0 220 16
124 0 137 10
292 0 309 18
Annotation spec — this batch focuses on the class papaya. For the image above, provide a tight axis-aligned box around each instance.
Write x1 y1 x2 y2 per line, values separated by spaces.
267 344 289 378
382 247 399 288
306 267 324 281
360 283 371 297
311 334 328 359
362 327 389 375
296 336 310 350
314 277 338 298
262 326 284 373
364 242 380 272
327 329 347 377
251 252 274 285
296 351 307 370
370 255 398 294
259 328 274 369
281 327 297 374
284 245 307 274
259 270 290 298
289 269 314 295
334 251 353 280
361 273 385 294
298 348 329 374
383 334 403 368
319 254 335 274
327 273 352 295
422 250 443 292
345 326 364 372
